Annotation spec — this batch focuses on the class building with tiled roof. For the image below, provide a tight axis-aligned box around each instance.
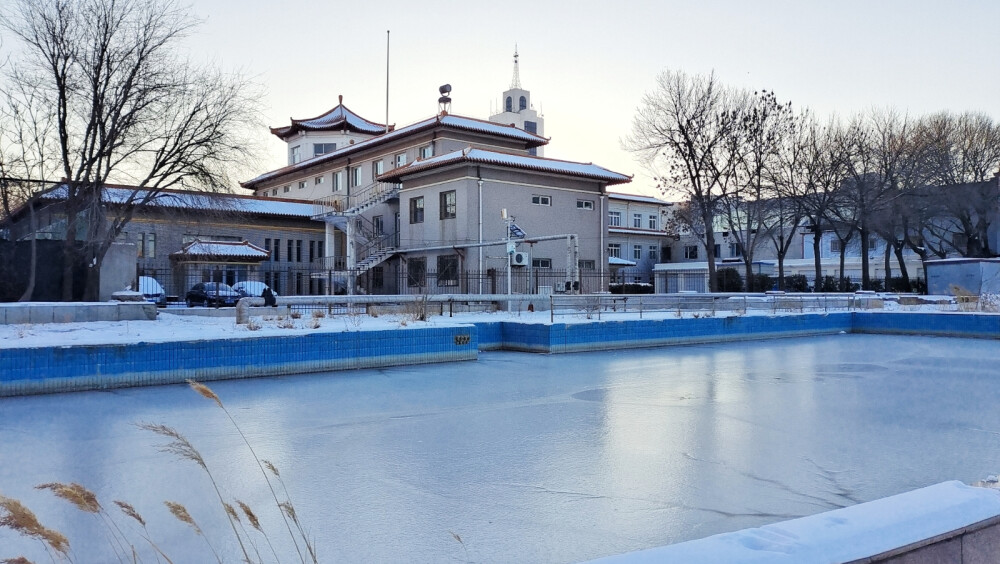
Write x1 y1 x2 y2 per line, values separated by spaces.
242 77 630 295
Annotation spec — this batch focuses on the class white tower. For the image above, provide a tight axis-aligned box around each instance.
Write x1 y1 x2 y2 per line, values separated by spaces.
489 47 545 156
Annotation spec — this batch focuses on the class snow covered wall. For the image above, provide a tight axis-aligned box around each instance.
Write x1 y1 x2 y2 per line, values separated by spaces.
585 481 1000 564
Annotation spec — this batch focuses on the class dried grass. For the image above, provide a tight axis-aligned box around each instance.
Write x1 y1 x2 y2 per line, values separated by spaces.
0 495 70 556
36 482 100 513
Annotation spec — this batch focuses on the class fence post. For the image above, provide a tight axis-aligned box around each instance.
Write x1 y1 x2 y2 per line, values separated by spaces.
639 296 643 319
550 295 554 323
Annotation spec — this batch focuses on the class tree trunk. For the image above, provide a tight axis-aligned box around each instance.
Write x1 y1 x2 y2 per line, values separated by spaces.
704 221 718 293
860 226 871 290
893 243 911 291
18 203 38 302
812 227 823 292
839 247 847 291
883 243 891 286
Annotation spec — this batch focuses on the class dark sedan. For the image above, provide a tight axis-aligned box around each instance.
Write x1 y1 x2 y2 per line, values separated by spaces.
186 282 240 307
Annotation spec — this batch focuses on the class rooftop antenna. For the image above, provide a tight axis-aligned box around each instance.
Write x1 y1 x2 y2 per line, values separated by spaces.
438 84 452 115
510 44 521 89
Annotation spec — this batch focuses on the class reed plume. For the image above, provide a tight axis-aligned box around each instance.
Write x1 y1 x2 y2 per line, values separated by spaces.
164 501 221 564
0 495 70 557
187 380 315 563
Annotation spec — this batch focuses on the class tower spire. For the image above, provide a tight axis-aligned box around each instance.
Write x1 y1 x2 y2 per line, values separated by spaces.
510 44 521 89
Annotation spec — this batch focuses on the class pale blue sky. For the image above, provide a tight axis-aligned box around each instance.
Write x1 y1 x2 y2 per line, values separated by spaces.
186 0 1000 195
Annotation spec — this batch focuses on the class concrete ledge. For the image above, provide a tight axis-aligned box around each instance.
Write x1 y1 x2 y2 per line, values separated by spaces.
585 481 1000 564
0 302 156 324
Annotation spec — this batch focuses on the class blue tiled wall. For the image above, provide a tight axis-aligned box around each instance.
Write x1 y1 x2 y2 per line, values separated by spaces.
0 327 477 396
853 312 1000 339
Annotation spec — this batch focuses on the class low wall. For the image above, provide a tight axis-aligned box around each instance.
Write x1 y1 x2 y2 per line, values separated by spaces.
498 313 853 353
0 326 477 396
0 302 156 324
585 481 1000 564
854 311 1000 339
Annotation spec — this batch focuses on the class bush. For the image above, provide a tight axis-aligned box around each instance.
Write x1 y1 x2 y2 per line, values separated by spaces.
715 268 744 292
609 283 654 294
782 274 810 292
749 273 774 292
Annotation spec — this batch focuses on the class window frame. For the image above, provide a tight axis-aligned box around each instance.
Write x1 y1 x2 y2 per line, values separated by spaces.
648 214 657 229
531 194 551 206
409 196 425 224
608 243 621 258
633 244 642 261
531 258 552 269
633 213 642 228
440 190 457 219
684 245 699 259
436 255 459 287
577 200 594 210
407 257 427 287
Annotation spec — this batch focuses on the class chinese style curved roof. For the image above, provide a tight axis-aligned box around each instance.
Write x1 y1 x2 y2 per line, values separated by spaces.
269 97 391 139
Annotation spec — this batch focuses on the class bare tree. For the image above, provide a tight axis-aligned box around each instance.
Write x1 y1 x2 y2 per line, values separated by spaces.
626 70 746 291
720 89 794 290
0 0 260 301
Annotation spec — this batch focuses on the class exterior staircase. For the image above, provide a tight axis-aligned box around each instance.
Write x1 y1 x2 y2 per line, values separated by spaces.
312 181 399 221
311 181 400 279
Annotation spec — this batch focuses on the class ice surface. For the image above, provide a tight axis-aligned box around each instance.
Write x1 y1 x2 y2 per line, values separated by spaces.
2 335 1000 562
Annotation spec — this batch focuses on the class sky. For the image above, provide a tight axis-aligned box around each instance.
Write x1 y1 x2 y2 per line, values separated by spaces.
183 0 1000 197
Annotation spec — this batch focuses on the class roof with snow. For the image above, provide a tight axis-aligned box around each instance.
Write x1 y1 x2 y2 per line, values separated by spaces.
378 147 632 185
270 99 390 139
607 192 672 205
608 256 637 266
37 185 316 219
171 240 269 260
242 113 550 188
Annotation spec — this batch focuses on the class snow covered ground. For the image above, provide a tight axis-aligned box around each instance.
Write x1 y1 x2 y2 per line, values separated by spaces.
0 297 968 350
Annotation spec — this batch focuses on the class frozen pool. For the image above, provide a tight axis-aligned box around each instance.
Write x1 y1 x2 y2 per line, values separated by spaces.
3 334 1000 562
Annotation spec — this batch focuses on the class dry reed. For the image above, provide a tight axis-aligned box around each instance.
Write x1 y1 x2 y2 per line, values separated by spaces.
0 495 70 557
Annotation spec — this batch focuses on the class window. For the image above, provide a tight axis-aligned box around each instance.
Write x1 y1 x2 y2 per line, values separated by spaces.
608 243 621 258
296 240 303 262
395 153 407 167
577 200 594 210
314 176 324 186
287 240 293 262
663 246 672 261
298 181 306 190
313 143 336 157
372 160 384 178
714 244 721 258
440 190 457 219
407 257 427 287
648 215 658 229
633 213 642 228
409 196 424 223
684 245 699 259
264 238 272 261
348 166 361 188
309 240 315 263
531 194 551 206
273 239 280 261
371 266 384 289
578 260 596 270
145 233 156 258
437 255 459 286
609 211 621 227
283 185 290 193
532 258 552 268
333 170 344 192
868 238 877 250
317 241 323 260
648 245 658 261
419 145 434 159
372 215 384 236
505 96 512 112
519 96 527 111
729 242 742 257
291 145 301 164
271 188 277 196
633 244 642 260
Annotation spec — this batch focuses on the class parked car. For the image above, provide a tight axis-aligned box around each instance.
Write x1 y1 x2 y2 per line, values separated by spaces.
138 276 166 307
232 280 278 298
186 282 240 307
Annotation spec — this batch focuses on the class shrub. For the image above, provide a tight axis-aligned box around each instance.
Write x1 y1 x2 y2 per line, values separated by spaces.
715 268 744 292
749 273 774 292
782 274 809 292
609 283 654 294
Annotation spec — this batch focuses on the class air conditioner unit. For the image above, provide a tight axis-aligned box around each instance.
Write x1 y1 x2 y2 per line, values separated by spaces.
511 251 529 267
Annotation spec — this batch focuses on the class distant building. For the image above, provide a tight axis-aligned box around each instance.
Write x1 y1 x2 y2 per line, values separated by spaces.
605 193 673 285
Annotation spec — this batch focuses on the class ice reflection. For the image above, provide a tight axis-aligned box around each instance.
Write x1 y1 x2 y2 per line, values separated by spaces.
3 335 1000 562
